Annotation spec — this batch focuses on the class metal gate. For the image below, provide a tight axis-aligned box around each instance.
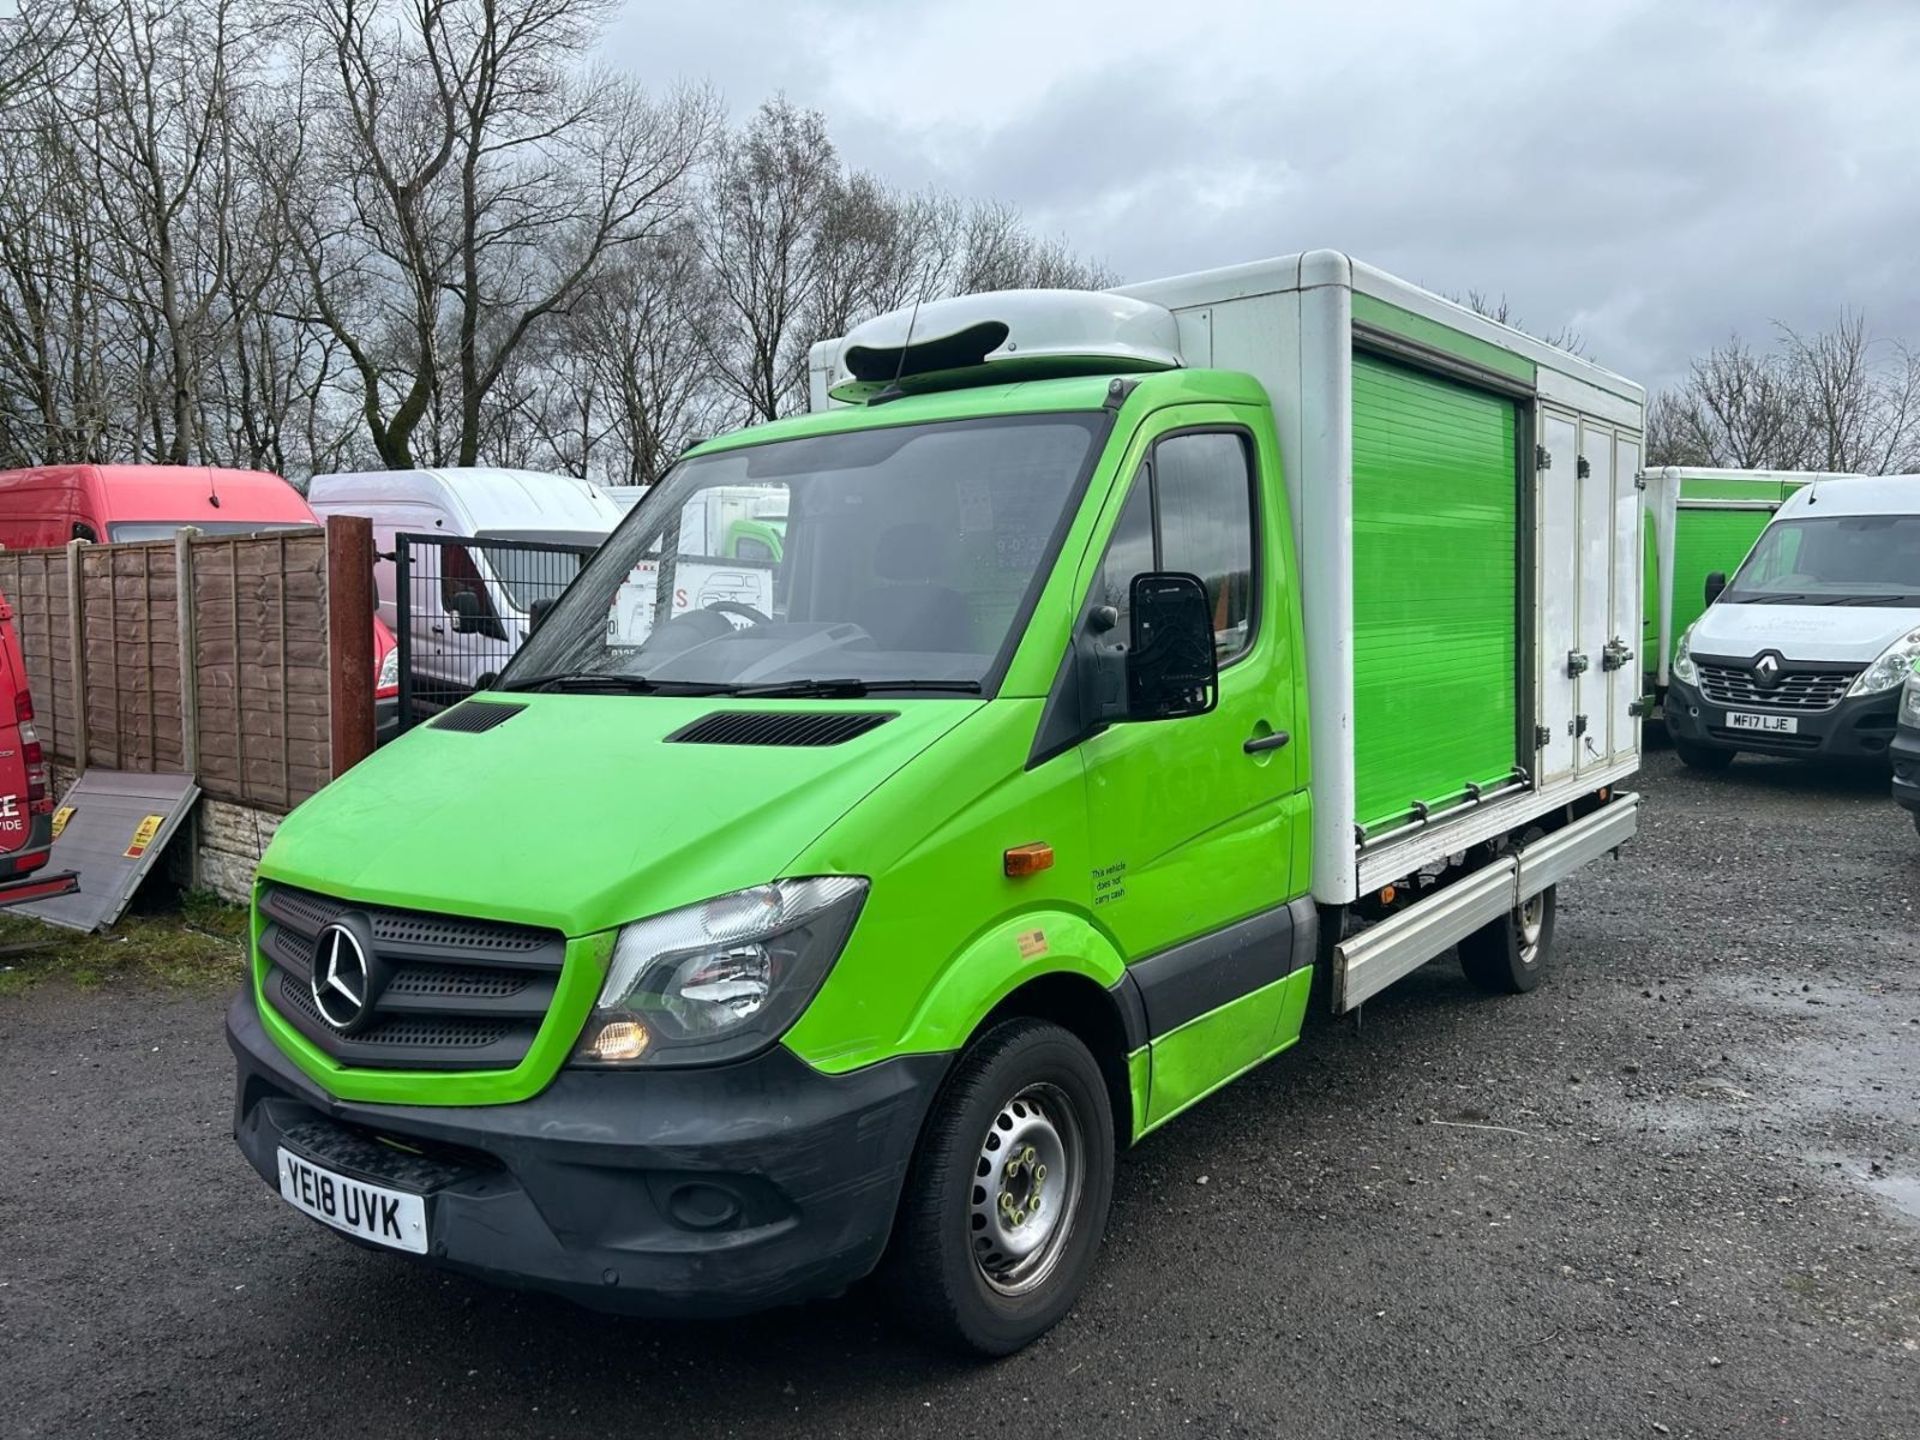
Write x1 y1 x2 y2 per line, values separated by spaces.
393 533 600 733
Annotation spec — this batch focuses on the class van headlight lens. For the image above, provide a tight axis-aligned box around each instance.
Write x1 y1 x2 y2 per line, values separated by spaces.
1902 674 1920 726
1846 628 1920 698
376 646 400 693
1671 625 1698 685
574 877 867 1067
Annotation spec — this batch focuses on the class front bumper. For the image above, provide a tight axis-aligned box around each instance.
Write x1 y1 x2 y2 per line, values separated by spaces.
1664 677 1901 761
228 992 945 1317
373 695 401 747
1893 723 1920 813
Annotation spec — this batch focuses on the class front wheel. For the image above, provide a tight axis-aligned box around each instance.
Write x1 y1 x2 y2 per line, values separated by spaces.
881 1019 1114 1355
1460 885 1557 994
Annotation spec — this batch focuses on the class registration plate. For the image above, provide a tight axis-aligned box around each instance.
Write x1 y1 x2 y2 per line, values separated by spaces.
1725 710 1799 734
277 1147 427 1253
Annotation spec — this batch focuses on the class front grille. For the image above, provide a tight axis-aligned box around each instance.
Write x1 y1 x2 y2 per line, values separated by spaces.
1696 662 1856 713
258 882 565 1072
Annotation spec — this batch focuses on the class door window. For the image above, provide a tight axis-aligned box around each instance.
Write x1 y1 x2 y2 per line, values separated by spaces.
1092 430 1258 664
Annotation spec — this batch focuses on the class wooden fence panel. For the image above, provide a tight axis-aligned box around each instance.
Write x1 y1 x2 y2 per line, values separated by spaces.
191 532 331 812
0 527 350 814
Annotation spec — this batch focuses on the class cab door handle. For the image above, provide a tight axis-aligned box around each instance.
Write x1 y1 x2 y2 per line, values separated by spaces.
1243 731 1291 754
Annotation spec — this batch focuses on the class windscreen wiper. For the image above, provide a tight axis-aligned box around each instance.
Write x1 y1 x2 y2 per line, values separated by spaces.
721 678 985 698
496 671 662 694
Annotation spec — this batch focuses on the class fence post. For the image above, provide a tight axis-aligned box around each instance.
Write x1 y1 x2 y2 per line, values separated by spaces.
326 515 375 778
175 529 200 777
175 529 202 889
65 539 89 769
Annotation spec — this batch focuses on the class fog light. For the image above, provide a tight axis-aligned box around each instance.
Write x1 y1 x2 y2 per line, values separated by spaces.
586 1018 651 1062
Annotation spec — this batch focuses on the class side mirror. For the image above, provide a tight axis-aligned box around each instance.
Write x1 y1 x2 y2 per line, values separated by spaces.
1704 571 1727 606
1125 573 1218 721
527 596 555 636
446 588 505 639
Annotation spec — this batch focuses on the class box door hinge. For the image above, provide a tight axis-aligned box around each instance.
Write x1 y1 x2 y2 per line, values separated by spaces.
1535 443 1551 471
1577 456 1592 479
1533 724 1551 750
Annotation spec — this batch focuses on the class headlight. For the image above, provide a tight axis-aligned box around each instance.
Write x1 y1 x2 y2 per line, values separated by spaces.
1672 625 1698 685
1846 628 1920 697
376 646 400 692
1902 672 1920 726
574 877 867 1068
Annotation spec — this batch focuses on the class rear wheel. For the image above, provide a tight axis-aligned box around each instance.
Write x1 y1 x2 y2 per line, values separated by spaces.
1460 886 1557 994
1674 736 1735 771
882 1019 1114 1356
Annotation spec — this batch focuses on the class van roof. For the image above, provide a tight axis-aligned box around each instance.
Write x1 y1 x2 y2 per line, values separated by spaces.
0 464 313 524
307 466 620 533
1774 474 1920 520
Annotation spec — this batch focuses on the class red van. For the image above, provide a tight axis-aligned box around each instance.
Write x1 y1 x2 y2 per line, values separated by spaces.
0 464 316 547
0 465 402 745
0 583 58 895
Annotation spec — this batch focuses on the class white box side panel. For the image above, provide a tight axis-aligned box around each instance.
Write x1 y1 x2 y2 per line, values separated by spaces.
1296 281 1358 904
1575 421 1614 776
1538 410 1581 782
1202 292 1305 556
1611 433 1644 758
1538 366 1641 429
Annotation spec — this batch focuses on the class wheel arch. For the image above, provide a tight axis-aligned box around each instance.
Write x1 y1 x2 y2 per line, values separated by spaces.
973 970 1142 1149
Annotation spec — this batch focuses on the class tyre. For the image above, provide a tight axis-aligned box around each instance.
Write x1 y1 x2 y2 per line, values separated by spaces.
1912 810 1920 841
882 1018 1114 1356
1459 885 1557 994
1674 736 1735 771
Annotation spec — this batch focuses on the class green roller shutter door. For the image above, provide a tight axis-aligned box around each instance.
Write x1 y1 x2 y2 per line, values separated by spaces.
1352 353 1519 835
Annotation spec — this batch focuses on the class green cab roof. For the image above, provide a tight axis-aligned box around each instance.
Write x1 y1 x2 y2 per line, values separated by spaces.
688 369 1272 458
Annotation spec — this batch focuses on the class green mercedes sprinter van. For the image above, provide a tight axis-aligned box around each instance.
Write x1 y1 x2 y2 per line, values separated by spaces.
230 254 1645 1353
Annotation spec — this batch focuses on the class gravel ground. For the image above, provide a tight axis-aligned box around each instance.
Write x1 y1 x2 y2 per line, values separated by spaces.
3 747 1917 1439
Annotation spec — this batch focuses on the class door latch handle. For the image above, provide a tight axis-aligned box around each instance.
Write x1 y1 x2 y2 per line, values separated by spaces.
1602 637 1634 671
1243 731 1291 755
1566 650 1590 677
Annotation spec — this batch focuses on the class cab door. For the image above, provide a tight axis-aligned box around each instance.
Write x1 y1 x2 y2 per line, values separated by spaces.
1074 408 1307 1127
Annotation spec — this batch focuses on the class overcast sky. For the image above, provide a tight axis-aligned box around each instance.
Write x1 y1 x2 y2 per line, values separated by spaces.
608 0 1920 393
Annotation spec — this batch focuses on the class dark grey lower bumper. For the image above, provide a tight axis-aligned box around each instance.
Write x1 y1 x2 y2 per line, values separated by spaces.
227 992 945 1317
1665 679 1900 761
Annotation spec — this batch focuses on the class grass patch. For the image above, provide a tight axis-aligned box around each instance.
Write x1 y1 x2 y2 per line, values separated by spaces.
0 885 247 996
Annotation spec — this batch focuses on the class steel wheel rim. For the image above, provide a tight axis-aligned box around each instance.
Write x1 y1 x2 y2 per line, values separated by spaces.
968 1082 1083 1296
1518 893 1546 965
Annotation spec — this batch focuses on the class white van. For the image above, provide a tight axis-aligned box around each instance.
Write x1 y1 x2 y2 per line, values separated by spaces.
308 467 622 703
1664 474 1920 768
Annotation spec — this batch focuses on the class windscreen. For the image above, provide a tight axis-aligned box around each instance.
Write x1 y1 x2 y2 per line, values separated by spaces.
1725 513 1920 605
501 412 1103 696
106 521 318 543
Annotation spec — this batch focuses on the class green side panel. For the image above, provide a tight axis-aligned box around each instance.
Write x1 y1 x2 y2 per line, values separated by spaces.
1351 294 1536 386
1127 1047 1151 1144
1351 355 1518 834
1141 968 1311 1134
1667 508 1777 657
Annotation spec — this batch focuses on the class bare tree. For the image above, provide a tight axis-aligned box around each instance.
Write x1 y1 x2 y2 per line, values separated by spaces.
70 0 258 465
700 98 840 423
282 0 715 468
1779 310 1920 474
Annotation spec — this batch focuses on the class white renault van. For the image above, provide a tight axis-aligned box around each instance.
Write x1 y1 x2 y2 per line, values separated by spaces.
1664 475 1920 768
308 467 622 704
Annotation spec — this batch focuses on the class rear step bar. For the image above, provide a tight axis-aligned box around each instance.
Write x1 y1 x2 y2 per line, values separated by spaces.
1333 793 1639 1013
0 870 79 909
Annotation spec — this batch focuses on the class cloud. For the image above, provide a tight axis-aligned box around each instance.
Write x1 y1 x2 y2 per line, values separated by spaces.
605 0 1920 392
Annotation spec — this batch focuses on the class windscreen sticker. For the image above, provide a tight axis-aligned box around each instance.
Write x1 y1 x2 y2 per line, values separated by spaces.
124 813 165 859
1016 928 1048 960
51 805 74 839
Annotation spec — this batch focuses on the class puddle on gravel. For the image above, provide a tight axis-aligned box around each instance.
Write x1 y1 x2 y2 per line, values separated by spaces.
1811 1155 1920 1227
